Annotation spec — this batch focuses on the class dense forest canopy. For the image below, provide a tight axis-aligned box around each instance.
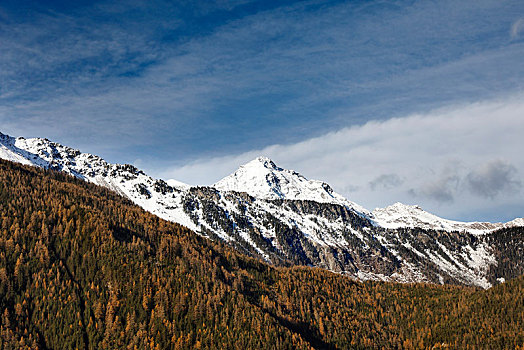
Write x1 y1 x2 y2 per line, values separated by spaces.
0 159 522 349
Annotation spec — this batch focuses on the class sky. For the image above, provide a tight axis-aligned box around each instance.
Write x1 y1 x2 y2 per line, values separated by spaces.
1 0 523 221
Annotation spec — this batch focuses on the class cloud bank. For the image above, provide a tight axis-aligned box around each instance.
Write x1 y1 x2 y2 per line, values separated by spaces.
163 95 524 222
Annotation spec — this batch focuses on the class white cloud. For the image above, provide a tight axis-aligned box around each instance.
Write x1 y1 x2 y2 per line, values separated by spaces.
163 94 524 221
511 18 524 39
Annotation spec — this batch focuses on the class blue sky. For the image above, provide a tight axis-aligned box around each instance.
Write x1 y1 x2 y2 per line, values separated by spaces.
1 0 524 221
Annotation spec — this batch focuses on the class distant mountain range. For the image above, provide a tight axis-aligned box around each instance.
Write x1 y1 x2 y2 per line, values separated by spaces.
1 131 523 288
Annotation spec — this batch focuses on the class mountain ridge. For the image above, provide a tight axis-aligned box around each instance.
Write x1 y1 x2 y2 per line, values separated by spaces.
1 131 523 288
2 131 519 231
371 202 516 235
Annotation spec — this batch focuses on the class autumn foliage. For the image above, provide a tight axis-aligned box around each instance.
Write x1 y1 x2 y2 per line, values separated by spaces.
0 159 522 349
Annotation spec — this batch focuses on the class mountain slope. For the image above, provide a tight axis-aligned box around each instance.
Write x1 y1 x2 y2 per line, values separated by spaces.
0 132 198 230
1 131 523 288
0 159 523 349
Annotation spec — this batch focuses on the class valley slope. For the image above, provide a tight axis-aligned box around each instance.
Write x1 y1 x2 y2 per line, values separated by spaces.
0 159 523 349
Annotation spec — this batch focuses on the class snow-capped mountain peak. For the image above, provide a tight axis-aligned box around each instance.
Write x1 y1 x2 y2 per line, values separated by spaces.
371 202 508 234
250 156 281 170
213 156 369 214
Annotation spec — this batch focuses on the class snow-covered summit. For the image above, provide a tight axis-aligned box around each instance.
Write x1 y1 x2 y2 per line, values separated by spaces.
166 179 192 190
213 156 370 214
371 202 509 234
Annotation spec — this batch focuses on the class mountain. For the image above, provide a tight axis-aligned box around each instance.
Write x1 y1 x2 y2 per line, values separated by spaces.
1 131 523 288
0 132 198 230
213 157 521 234
213 156 369 214
371 202 516 234
1 158 523 349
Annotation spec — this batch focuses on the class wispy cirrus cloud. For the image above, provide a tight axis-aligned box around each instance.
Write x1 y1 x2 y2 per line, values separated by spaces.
1 0 524 164
511 18 524 39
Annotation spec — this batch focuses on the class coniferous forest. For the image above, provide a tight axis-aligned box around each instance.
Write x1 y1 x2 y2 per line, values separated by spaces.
0 158 523 349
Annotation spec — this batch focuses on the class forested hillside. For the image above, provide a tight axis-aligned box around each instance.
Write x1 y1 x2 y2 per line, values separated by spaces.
2 133 523 288
0 159 522 349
